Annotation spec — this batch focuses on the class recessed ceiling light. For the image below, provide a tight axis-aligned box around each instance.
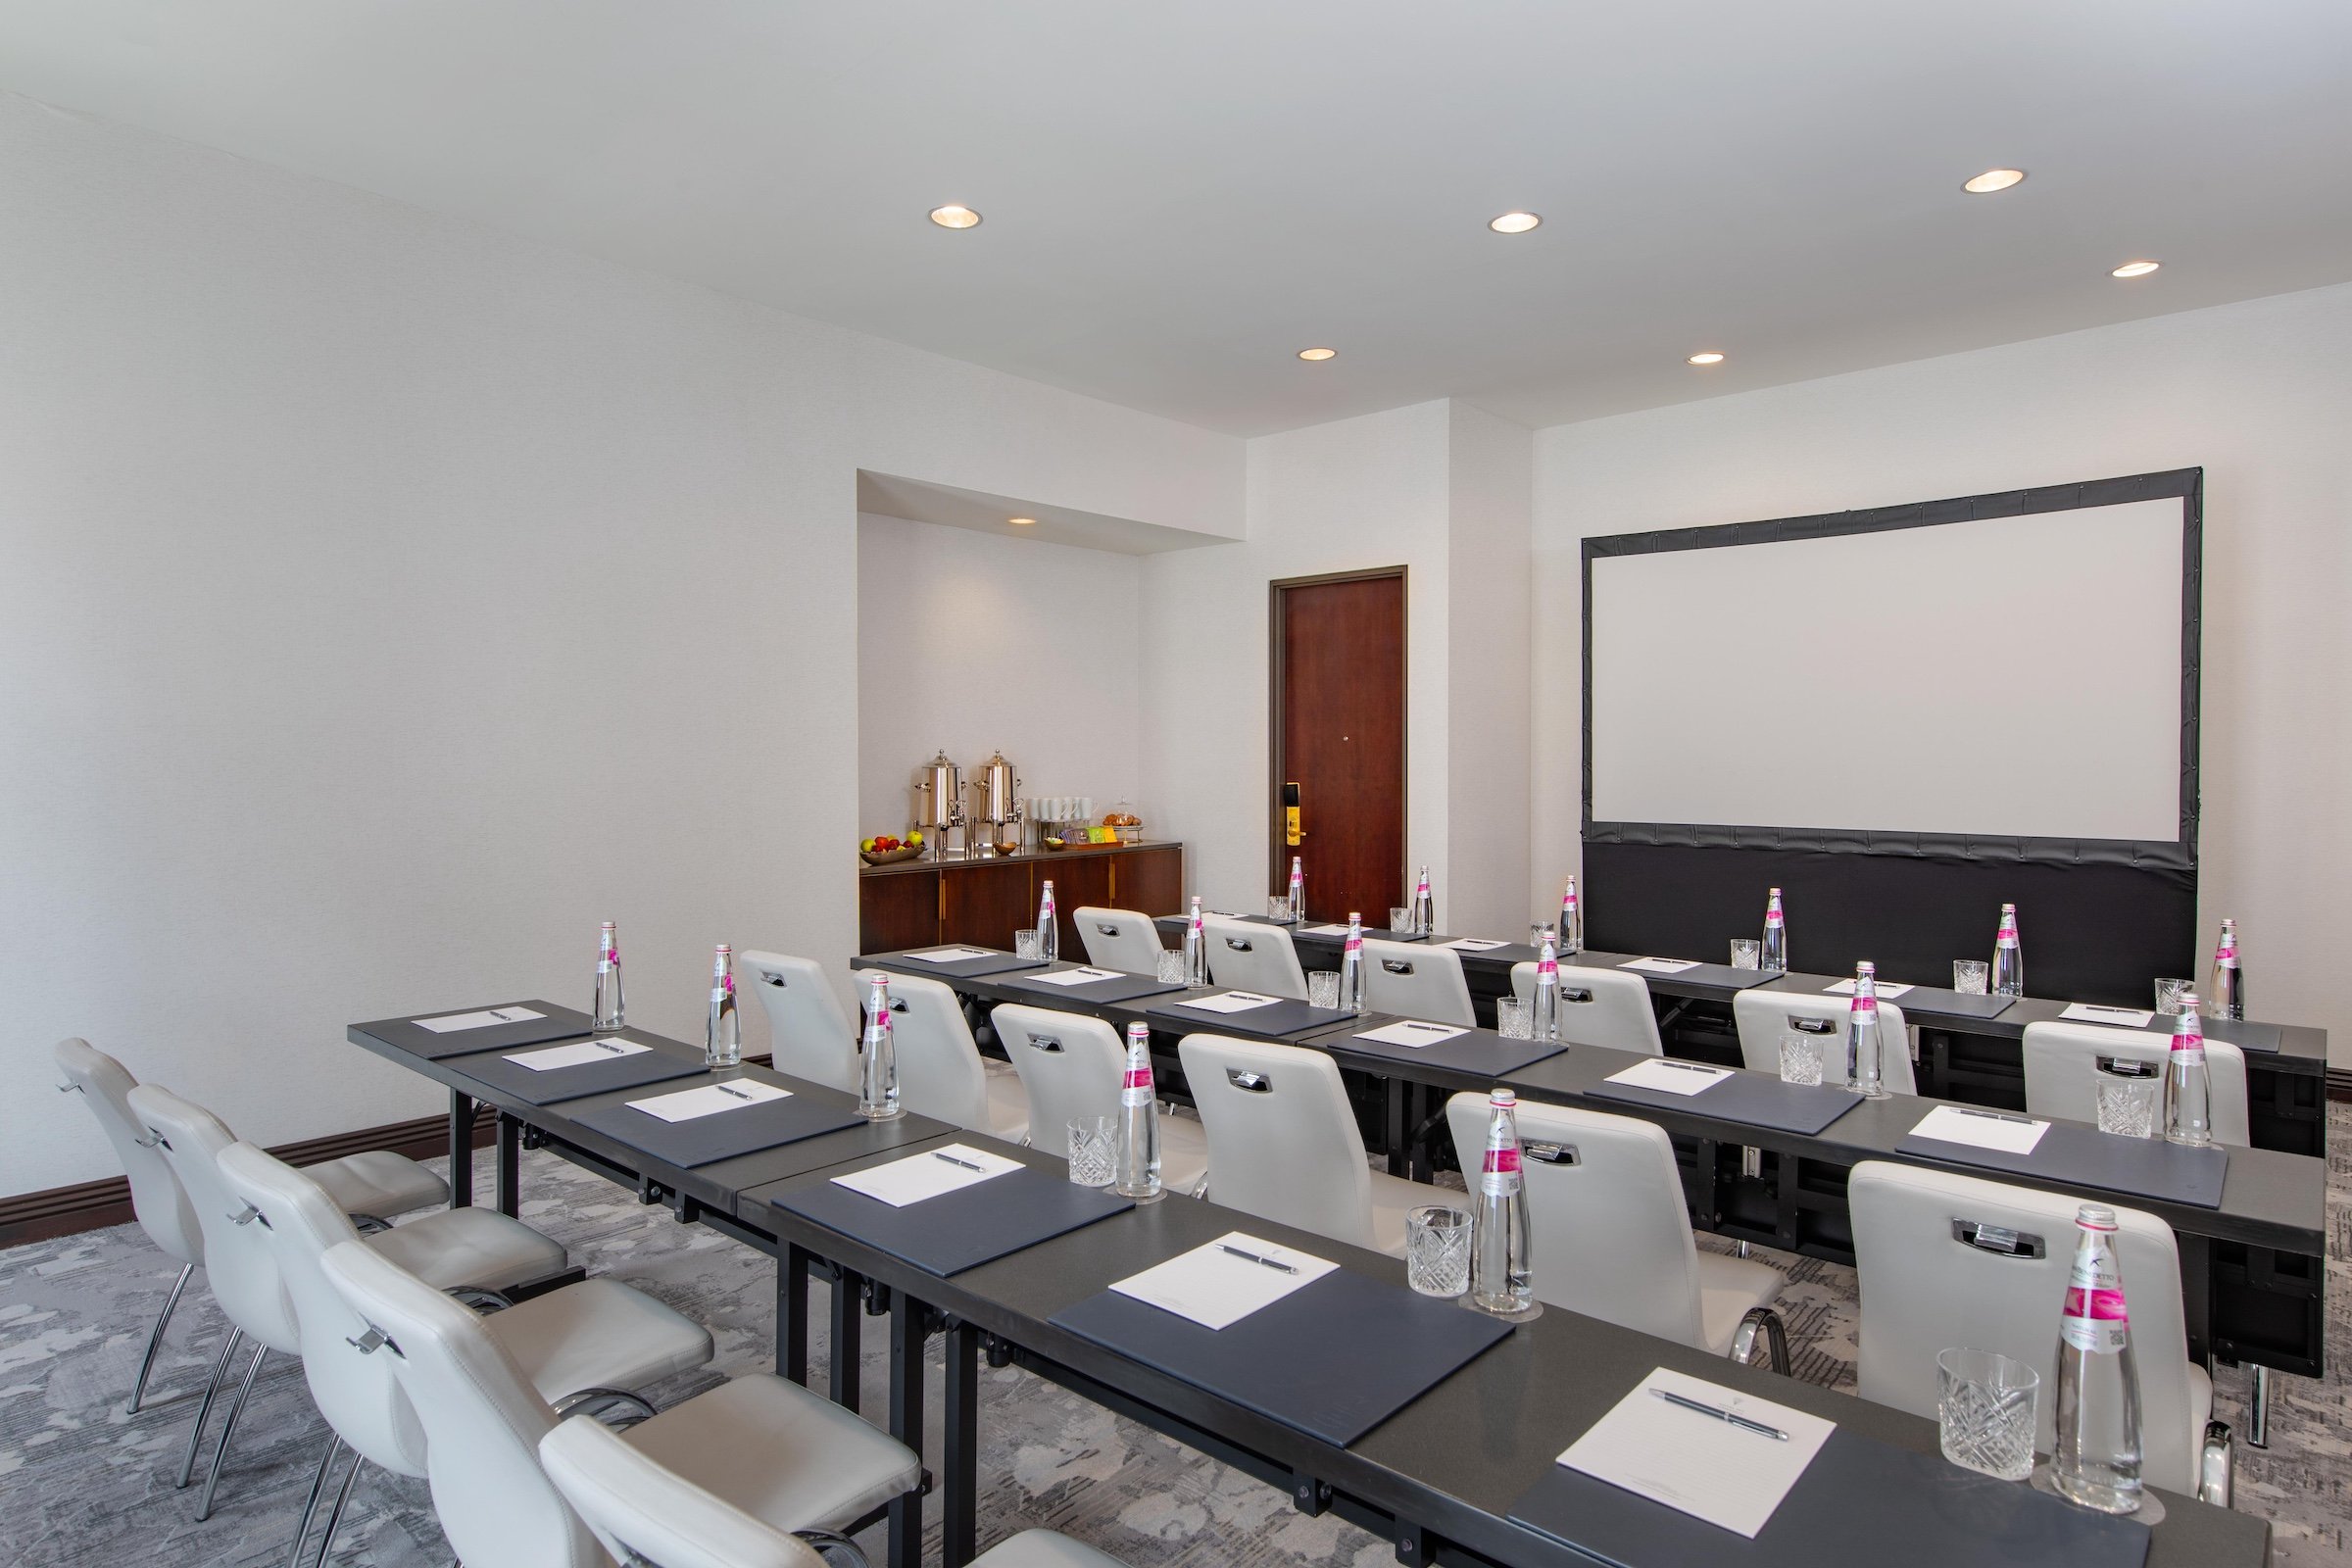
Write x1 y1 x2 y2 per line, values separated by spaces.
1489 211 1542 234
1963 168 2027 194
1297 347 1337 362
1007 516 1036 526
928 204 982 229
1686 351 1726 366
2111 260 2161 278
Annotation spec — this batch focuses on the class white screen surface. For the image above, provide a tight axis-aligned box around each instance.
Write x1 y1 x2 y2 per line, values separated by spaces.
1589 498 2184 842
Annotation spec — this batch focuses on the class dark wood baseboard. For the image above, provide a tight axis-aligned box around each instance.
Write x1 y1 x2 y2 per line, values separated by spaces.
0 1107 496 1250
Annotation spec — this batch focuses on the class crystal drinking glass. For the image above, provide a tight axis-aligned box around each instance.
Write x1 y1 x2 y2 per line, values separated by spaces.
1268 897 1296 922
2095 1074 2161 1139
1937 1348 2038 1482
1405 1206 1473 1298
1952 960 1990 995
1390 906 1415 934
1013 930 1041 961
1155 950 1187 985
1729 939 1762 971
1779 1034 1824 1086
1306 971 1342 1010
1066 1116 1116 1187
2153 978 2193 1015
1496 999 1532 1040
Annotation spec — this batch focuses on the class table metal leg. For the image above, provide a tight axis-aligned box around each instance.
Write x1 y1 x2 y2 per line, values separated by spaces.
831 1268 864 1412
778 1245 810 1386
448 1089 474 1207
2249 1364 2273 1448
944 1320 979 1568
1383 1079 1409 1177
494 1111 520 1216
886 1293 929 1568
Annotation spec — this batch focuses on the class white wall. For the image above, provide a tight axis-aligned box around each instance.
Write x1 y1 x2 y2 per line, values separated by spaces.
1445 401 1536 937
0 93 1240 1198
855 514 1144 839
1532 282 2352 1062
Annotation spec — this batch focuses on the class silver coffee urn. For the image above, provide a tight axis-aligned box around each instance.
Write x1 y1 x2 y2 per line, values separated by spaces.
913 750 964 860
967 750 1024 856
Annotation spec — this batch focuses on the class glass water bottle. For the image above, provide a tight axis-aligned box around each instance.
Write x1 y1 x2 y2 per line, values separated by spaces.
1992 904 2026 997
1113 1022 1163 1202
1558 876 1583 955
1531 927 1561 1043
1761 888 1787 973
2162 992 2213 1148
858 972 901 1120
1338 913 1366 1014
705 944 740 1067
2208 918 2243 1021
1469 1088 1538 1318
592 921 625 1032
1287 857 1305 923
1410 866 1435 936
1035 879 1058 962
2052 1203 2144 1515
1843 961 1886 1098
1182 897 1209 986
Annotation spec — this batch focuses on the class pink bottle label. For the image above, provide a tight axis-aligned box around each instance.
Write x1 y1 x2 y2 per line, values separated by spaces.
1537 956 1557 978
1765 910 1783 927
1485 1145 1520 1174
2219 943 2236 962
2061 1287 2132 1352
718 970 735 997
2172 1028 2204 1054
1124 1065 1152 1091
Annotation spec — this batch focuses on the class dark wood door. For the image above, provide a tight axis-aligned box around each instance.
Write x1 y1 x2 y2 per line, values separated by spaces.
1037 852 1113 957
1273 571 1406 925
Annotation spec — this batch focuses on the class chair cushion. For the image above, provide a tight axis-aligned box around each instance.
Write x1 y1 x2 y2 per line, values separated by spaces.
368 1206 568 1293
972 1530 1134 1568
984 1067 1031 1144
1693 1251 1787 1356
1365 1170 1460 1259
304 1150 451 1218
625 1372 922 1534
487 1278 715 1401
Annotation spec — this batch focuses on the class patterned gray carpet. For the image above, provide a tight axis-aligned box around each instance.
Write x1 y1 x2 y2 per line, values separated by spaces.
4 1107 2347 1567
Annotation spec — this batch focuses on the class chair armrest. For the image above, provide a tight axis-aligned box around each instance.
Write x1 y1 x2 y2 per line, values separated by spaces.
553 1387 659 1428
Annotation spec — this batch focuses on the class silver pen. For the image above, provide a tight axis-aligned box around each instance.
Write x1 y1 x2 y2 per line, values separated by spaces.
1651 1387 1788 1441
1953 1106 2035 1125
933 1152 988 1172
713 1084 753 1101
1218 1244 1298 1275
1654 1059 1724 1075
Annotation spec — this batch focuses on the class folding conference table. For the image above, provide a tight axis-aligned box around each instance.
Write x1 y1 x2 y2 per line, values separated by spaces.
350 1004 2268 1568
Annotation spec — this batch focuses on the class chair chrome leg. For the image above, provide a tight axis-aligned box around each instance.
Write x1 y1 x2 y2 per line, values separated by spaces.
194 1343 269 1520
126 1262 196 1414
175 1327 245 1488
2198 1420 2235 1508
2247 1364 2272 1448
314 1452 366 1566
1730 1307 1791 1376
286 1435 345 1568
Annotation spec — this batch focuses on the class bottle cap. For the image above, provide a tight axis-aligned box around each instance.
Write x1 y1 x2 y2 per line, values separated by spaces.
2179 990 2201 1010
1769 887 1782 896
714 943 732 955
1127 1021 1150 1040
2075 1204 2119 1232
2001 903 2017 913
601 920 615 930
1856 959 1875 974
1490 1086 1517 1106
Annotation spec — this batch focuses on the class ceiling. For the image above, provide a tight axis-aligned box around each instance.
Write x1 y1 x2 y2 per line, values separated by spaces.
857 472 1229 555
5 2 2350 436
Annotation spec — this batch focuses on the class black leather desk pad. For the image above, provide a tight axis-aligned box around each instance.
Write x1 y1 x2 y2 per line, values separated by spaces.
996 967 1189 1006
1879 987 2018 1021
2122 1014 2282 1054
1589 1069 1862 1136
771 1163 1134 1276
1897 1122 2230 1209
355 1002 594 1060
1050 1267 1514 1447
870 948 1050 980
1578 958 1779 992
1509 1425 2149 1568
1285 921 1430 946
570 1073 865 1167
1145 995 1358 1042
1328 1020 1569 1079
440 1036 706 1104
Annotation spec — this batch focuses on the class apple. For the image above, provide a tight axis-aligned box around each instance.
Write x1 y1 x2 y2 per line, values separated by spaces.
861 837 877 853
907 831 924 846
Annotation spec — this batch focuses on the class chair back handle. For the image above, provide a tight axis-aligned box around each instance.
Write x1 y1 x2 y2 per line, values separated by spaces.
1023 1034 1063 1053
1223 937 1253 953
1787 1016 1837 1035
1224 1068 1271 1093
1525 1141 1581 1166
1952 1218 2045 1258
1562 987 1593 1004
1380 958 1415 975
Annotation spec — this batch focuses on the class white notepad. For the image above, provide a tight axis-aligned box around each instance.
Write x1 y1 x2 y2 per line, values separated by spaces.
1302 923 1355 936
1445 938 1510 952
1109 1232 1337 1330
1604 1058 1733 1097
1181 991 1282 1014
1556 1368 1835 1539
1621 957 1700 975
2062 1003 2157 1028
1908 1103 2049 1154
831 1144 1021 1206
1823 978 1914 999
506 1037 652 1071
906 946 996 964
416 1005 546 1034
626 1078 792 1123
1354 1020 1470 1049
1024 966 1127 988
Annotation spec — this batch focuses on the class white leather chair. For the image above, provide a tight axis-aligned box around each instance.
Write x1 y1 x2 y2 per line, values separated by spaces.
541 1409 1133 1568
1359 939 1476 1027
127 1085 569 1521
320 1239 923 1568
217 1140 717 1568
1848 1161 2231 1503
1509 963 1662 1054
1176 1034 1449 1257
1073 906 1168 977
51 1038 449 1413
1733 990 1918 1096
1200 916 1309 1001
884 972 1030 1140
1443 1094 1788 1368
740 952 860 1094
2022 1021 2249 1146
990 1004 1209 1196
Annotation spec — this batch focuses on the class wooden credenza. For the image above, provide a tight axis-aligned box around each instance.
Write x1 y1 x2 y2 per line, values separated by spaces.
858 841 1184 956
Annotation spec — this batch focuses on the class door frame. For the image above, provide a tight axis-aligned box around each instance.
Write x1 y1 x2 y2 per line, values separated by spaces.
1267 565 1409 896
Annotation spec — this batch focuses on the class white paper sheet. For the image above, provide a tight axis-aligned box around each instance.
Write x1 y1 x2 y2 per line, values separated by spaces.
2061 1003 2157 1028
1822 978 1915 999
906 947 996 964
506 1037 653 1071
1024 966 1127 988
1180 991 1282 1014
1621 957 1700 974
1109 1231 1337 1330
1302 923 1355 936
1556 1367 1836 1539
1443 938 1511 952
1354 1020 1470 1049
1604 1058 1733 1097
626 1078 792 1123
415 1005 547 1034
830 1143 1022 1206
1908 1103 2050 1154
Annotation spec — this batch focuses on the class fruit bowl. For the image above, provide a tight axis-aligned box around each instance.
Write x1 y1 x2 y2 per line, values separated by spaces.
860 845 923 866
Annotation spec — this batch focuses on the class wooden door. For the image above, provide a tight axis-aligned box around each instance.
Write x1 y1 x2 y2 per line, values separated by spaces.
1272 570 1406 925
